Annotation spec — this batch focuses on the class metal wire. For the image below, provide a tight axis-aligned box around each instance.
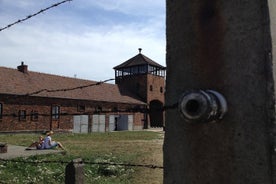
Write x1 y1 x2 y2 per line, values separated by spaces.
26 78 115 96
0 76 178 119
0 158 164 169
0 0 72 32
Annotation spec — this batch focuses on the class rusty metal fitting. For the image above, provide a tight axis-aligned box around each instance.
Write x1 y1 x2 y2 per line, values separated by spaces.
178 90 227 123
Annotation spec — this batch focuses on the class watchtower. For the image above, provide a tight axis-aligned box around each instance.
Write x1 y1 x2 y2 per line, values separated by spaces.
113 48 166 127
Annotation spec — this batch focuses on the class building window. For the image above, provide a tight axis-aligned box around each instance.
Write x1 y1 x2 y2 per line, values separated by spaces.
52 106 60 120
95 106 102 113
150 85 153 91
78 105 85 112
0 103 2 119
160 87 163 93
31 110 39 121
112 107 118 112
18 110 26 121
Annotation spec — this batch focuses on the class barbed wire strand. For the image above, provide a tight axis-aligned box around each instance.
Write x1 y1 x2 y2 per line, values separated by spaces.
26 78 115 96
1 102 180 118
0 76 179 120
1 108 149 118
0 0 72 32
22 77 171 110
0 76 178 118
0 158 163 169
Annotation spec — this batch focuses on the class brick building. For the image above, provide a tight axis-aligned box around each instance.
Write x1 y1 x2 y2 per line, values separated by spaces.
0 49 166 133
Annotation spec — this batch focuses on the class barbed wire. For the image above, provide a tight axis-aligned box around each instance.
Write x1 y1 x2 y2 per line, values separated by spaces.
1 73 179 119
0 102 179 118
0 158 163 169
0 0 72 32
26 78 115 96
1 108 149 118
0 75 178 119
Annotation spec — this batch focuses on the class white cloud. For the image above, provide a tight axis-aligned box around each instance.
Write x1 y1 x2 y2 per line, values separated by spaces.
0 0 165 81
0 24 165 81
78 0 164 16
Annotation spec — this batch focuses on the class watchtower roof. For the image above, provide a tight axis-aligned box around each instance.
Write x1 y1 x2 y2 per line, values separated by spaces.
113 52 165 70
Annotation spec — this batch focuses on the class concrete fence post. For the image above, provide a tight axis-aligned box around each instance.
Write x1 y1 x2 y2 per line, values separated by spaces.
65 158 84 184
165 0 275 183
0 143 7 153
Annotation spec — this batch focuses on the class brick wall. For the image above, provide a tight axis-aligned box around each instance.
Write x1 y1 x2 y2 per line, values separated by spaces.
116 74 165 128
0 94 146 132
146 74 165 103
117 74 148 101
117 74 165 104
0 103 51 131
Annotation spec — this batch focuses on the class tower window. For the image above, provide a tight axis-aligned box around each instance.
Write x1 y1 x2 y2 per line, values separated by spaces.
150 85 153 91
160 87 163 93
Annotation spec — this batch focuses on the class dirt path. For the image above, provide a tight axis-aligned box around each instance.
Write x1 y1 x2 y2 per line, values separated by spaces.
0 145 64 159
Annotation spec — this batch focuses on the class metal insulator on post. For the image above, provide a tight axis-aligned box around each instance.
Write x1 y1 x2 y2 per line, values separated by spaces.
178 90 227 123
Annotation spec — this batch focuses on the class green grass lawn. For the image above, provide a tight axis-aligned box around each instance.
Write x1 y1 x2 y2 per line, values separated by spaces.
0 131 163 184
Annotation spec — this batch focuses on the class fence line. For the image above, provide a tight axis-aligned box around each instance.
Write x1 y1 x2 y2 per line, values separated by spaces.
1 108 148 118
1 76 179 118
0 158 163 169
1 104 178 118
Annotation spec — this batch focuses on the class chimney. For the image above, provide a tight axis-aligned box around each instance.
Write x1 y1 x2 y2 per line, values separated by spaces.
17 61 28 73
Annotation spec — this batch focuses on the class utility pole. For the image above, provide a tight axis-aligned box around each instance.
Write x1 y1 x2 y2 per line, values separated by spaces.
164 0 276 183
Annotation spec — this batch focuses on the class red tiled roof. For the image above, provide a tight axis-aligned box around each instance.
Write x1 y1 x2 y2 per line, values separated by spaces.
0 66 145 105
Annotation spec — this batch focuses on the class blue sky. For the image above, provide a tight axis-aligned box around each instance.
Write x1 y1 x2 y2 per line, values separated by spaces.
0 0 165 81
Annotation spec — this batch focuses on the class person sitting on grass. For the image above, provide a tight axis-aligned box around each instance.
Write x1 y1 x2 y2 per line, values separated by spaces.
43 131 65 150
25 135 44 150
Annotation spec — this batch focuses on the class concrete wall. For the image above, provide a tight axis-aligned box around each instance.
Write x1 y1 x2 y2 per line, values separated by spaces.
165 0 275 183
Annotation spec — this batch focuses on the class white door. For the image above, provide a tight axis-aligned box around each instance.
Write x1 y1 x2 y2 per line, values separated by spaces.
92 115 106 132
73 115 89 133
92 115 99 132
80 115 89 133
128 115 133 131
99 115 105 132
73 116 81 133
109 115 115 131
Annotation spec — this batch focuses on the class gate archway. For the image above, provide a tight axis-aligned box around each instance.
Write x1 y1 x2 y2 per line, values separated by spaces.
149 100 164 127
